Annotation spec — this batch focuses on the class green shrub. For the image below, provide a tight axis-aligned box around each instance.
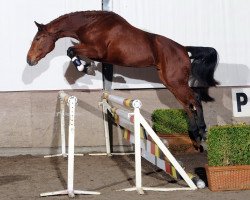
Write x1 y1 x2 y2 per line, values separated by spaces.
208 124 250 166
151 109 189 134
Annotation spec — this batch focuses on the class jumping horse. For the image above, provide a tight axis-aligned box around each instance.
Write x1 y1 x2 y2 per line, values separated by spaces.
27 11 219 150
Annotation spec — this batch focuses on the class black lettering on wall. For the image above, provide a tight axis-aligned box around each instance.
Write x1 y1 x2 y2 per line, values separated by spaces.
236 92 248 112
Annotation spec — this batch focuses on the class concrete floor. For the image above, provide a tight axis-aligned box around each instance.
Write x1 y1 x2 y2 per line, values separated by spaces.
0 154 249 200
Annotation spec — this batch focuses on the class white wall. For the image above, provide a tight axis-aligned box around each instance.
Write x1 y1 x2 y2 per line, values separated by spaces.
1 0 250 91
0 0 102 91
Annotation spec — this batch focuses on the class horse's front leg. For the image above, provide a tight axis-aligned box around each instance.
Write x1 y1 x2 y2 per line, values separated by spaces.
67 47 87 72
67 45 97 75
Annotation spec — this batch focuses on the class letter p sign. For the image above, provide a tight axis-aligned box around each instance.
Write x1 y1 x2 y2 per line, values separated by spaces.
236 93 248 112
232 88 250 117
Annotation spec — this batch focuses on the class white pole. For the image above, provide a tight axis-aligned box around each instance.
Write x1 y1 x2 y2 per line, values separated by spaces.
115 108 132 121
131 100 144 194
67 96 77 197
60 98 66 157
102 99 111 155
103 92 136 109
103 0 113 11
134 107 144 194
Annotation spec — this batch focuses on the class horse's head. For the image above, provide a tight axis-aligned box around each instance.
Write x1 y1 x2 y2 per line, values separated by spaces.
27 22 56 66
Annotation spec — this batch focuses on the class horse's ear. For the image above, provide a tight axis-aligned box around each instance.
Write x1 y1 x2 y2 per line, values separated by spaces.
34 21 45 31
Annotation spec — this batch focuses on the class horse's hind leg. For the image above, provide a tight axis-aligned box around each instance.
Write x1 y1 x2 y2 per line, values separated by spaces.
173 87 202 143
193 91 207 140
157 69 204 149
174 85 208 150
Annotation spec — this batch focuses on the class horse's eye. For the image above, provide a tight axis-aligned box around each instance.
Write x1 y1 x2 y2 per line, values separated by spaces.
36 38 40 41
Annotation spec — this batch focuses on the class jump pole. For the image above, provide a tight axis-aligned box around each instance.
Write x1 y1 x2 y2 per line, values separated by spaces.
100 92 197 194
40 91 100 198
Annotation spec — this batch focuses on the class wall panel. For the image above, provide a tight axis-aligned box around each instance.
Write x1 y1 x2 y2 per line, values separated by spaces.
0 0 102 91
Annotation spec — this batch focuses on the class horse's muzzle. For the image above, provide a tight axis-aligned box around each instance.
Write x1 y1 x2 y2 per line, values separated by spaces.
27 57 38 66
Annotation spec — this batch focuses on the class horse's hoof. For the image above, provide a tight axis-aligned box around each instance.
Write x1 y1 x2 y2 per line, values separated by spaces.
86 67 96 76
200 131 207 141
193 139 201 151
86 62 96 76
200 140 207 152
193 137 207 152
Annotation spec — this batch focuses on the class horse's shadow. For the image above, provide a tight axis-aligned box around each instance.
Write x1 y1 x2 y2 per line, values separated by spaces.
62 62 163 89
63 60 102 87
0 175 30 186
110 65 163 86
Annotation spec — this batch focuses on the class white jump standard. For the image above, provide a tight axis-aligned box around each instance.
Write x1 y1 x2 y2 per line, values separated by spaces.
40 91 100 198
44 91 83 158
101 92 198 194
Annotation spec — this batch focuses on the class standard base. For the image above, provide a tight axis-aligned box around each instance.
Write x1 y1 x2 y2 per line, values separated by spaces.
44 153 84 158
89 152 134 156
118 186 196 195
40 189 100 198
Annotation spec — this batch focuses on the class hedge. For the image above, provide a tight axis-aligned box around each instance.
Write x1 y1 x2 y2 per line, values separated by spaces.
208 124 250 166
151 109 189 134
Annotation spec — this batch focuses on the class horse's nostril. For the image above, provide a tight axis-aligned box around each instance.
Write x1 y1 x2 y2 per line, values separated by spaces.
27 57 37 66
27 58 32 66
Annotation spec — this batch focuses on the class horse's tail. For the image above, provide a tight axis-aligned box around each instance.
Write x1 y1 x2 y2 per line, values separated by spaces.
186 46 219 102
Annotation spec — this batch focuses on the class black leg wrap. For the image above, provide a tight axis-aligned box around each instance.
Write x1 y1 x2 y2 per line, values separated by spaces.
67 47 75 59
69 56 84 71
66 47 95 75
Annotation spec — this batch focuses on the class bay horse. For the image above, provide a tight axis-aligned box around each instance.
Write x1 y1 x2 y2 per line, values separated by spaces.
27 11 219 150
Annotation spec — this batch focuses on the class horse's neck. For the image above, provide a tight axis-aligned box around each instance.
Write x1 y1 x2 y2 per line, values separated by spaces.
51 23 79 40
57 29 79 40
49 12 111 41
49 15 84 40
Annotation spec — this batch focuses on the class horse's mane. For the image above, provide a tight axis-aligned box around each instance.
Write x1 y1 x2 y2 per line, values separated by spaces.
47 10 117 26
